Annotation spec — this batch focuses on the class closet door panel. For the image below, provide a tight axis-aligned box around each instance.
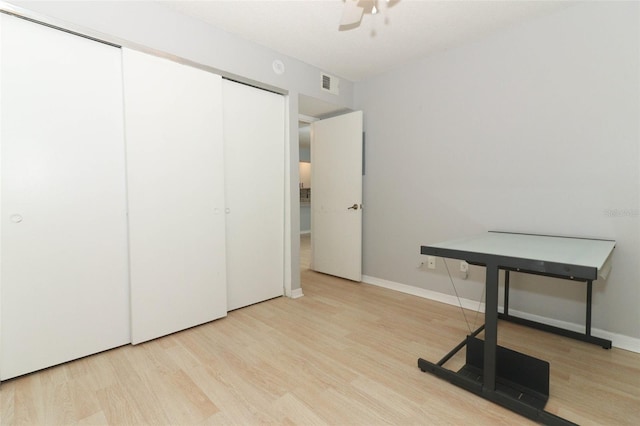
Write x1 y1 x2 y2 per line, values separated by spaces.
222 80 285 311
0 15 130 380
123 49 227 344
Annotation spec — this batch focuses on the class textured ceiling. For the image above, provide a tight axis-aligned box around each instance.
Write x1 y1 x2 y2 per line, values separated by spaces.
160 0 572 82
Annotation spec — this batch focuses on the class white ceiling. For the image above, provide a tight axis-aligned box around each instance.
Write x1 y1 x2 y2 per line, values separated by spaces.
160 0 573 82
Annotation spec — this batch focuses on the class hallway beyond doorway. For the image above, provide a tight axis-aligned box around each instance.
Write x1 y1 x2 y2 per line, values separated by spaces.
300 233 311 271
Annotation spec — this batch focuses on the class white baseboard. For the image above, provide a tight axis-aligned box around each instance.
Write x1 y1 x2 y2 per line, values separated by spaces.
300 230 311 235
362 275 640 354
500 308 640 353
362 275 486 313
290 288 304 299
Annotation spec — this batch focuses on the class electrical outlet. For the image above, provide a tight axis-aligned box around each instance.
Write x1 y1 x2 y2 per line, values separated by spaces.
427 256 436 269
460 261 469 273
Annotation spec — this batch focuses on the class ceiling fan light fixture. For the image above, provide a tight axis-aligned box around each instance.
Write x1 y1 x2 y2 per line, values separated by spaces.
339 0 400 31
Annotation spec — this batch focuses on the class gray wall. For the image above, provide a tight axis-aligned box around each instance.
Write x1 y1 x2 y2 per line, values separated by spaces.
300 146 311 233
7 0 356 294
355 2 639 343
299 146 311 163
300 205 311 233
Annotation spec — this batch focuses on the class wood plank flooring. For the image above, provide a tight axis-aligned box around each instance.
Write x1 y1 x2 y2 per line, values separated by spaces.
1 235 638 425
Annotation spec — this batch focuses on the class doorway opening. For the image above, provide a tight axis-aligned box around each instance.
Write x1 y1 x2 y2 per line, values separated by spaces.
298 120 313 272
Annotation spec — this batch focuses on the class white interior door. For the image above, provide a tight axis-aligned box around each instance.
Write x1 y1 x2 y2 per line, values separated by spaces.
123 49 227 344
311 111 363 281
0 15 130 380
222 80 285 311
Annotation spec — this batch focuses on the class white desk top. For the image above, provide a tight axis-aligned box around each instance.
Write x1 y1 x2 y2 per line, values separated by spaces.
427 232 615 272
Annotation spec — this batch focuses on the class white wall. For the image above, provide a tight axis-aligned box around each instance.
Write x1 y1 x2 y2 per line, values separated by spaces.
355 2 639 345
4 0 357 294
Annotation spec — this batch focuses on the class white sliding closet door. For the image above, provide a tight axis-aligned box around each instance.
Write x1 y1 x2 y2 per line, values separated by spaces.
0 15 130 380
123 49 227 344
222 80 285 311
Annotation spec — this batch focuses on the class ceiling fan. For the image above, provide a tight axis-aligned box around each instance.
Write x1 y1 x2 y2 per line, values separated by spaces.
339 0 401 31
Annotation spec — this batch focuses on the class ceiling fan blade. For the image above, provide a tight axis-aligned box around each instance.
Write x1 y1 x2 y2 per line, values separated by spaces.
339 0 364 30
357 0 376 15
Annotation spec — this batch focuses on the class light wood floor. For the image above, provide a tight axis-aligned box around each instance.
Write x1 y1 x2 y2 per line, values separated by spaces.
1 235 638 425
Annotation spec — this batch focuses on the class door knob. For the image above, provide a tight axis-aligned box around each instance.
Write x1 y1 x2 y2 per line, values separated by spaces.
347 204 359 210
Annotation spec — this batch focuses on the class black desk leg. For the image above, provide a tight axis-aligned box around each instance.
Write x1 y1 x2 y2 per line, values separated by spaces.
483 263 499 392
498 274 611 349
418 262 577 425
586 280 592 336
504 270 510 316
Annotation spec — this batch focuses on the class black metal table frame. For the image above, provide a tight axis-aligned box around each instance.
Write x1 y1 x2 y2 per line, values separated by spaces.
418 240 612 426
500 267 611 349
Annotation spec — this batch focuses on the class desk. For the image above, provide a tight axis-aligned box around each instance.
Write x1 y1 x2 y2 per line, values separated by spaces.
418 231 615 425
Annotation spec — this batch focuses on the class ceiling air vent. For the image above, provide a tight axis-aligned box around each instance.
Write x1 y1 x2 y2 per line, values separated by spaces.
321 73 339 95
